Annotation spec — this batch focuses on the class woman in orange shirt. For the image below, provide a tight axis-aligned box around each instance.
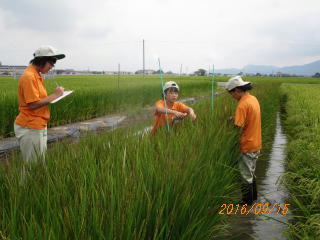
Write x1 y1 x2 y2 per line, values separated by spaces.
226 76 261 205
151 81 196 134
14 45 65 161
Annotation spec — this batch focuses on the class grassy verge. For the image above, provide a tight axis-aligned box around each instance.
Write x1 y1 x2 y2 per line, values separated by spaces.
281 84 320 239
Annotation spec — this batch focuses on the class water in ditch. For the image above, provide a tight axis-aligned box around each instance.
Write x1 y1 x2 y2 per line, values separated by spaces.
224 113 291 239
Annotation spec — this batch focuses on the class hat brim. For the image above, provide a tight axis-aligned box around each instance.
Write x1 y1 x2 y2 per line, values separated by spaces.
164 86 179 91
34 54 66 60
226 82 251 91
241 82 251 87
52 54 65 60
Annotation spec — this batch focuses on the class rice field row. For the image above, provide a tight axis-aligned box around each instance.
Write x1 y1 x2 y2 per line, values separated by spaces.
0 75 317 139
0 82 280 239
280 84 320 239
0 75 214 138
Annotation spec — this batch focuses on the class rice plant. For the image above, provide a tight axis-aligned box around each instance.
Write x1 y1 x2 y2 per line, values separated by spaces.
0 75 213 138
281 84 320 239
0 74 316 138
0 82 281 239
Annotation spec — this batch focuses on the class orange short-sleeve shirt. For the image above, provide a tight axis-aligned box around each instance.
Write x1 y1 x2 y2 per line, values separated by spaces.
234 93 261 153
15 65 50 129
151 100 189 133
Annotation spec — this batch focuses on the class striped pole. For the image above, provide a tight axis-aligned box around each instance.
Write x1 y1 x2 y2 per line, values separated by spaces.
211 64 215 112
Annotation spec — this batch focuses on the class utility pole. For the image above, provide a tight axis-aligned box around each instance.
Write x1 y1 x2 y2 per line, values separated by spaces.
143 39 145 78
180 64 183 76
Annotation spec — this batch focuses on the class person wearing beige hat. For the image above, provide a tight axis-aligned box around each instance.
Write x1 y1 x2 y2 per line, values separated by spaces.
14 45 66 161
151 81 196 134
226 76 261 205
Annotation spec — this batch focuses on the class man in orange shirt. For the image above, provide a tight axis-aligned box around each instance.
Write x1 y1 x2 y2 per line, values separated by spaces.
226 76 261 205
14 45 65 161
151 81 196 134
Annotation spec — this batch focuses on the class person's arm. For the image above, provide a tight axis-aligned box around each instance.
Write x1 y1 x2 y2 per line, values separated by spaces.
186 107 196 120
233 105 246 132
28 87 64 110
155 105 187 118
177 103 196 120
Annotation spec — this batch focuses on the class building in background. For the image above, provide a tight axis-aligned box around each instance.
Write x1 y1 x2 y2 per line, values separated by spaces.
0 62 27 79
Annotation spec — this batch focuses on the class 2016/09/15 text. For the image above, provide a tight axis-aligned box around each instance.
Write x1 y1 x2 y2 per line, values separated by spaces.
218 203 290 215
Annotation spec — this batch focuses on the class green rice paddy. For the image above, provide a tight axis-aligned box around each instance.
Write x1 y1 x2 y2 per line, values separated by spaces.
0 75 213 138
0 75 319 238
281 84 320 239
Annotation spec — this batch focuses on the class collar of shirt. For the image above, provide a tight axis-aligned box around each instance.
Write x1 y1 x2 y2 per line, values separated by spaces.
27 65 43 82
239 92 250 102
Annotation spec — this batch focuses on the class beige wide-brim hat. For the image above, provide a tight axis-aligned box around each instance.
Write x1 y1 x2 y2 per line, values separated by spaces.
33 45 65 60
226 76 251 91
163 81 180 91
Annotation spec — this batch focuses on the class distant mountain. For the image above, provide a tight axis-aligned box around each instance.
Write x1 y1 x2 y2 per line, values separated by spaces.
216 60 320 76
215 68 240 75
242 65 279 74
281 60 320 75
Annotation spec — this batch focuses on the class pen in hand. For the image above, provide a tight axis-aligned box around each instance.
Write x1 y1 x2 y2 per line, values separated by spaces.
55 81 64 91
54 82 64 97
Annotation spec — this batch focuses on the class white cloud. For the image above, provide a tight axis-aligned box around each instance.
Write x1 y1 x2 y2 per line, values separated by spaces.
0 0 319 72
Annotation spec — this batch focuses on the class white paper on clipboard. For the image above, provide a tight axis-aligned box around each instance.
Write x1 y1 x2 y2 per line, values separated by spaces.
50 90 74 104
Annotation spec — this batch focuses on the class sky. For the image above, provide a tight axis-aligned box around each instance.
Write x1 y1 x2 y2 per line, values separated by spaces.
0 0 320 73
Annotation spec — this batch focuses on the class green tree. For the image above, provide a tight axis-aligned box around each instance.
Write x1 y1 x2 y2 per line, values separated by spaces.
194 69 206 76
313 72 320 78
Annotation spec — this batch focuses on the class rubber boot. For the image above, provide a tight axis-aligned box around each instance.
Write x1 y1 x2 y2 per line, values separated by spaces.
240 184 249 205
247 183 254 205
241 183 254 205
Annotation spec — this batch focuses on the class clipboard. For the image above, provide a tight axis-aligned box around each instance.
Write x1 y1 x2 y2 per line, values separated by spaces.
50 90 74 104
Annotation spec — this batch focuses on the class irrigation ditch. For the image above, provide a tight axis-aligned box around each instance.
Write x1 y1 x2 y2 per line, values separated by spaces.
222 113 292 239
